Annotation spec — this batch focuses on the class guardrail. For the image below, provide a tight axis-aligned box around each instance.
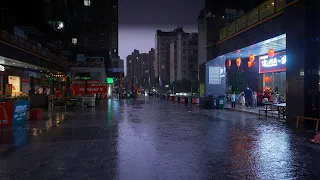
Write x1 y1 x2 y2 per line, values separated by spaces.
0 30 67 66
219 0 288 41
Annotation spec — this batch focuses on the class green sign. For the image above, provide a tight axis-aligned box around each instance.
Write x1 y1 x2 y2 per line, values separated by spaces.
106 77 114 84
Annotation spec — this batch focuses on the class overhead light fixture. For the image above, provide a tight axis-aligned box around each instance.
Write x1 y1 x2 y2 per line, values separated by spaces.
35 67 37 69
13 63 15 64
25 67 27 68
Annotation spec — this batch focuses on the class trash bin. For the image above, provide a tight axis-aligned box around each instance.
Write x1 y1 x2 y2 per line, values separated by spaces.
208 95 216 109
218 95 226 109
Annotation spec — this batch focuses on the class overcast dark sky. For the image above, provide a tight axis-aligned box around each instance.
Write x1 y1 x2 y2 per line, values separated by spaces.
119 0 205 64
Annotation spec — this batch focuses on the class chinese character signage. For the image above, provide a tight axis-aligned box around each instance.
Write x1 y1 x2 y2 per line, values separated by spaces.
259 51 286 73
12 100 29 125
70 85 107 96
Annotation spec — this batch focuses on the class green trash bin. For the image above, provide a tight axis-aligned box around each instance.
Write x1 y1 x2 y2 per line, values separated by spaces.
218 95 226 109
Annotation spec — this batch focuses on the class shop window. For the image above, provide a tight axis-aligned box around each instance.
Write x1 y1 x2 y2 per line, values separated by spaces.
261 72 286 96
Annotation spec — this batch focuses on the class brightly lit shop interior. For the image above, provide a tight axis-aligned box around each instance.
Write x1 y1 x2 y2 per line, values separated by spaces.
211 34 287 102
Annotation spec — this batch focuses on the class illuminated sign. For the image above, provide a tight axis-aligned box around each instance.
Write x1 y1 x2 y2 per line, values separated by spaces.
106 77 114 84
259 52 286 74
261 55 286 67
0 65 4 71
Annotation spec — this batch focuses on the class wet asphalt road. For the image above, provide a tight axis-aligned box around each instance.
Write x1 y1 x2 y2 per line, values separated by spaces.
1 98 320 180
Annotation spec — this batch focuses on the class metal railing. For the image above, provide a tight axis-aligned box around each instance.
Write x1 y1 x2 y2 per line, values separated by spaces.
0 30 68 66
219 0 288 41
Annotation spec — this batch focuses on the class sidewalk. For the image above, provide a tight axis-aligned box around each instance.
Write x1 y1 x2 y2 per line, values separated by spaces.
0 109 69 154
223 102 283 120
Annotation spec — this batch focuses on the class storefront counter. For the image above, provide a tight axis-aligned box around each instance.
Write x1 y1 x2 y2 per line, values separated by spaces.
0 100 30 128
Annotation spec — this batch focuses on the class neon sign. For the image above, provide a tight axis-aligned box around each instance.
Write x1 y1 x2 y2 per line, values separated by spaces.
261 55 286 67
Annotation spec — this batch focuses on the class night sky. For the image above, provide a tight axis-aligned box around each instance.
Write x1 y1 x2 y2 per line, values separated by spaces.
119 0 205 70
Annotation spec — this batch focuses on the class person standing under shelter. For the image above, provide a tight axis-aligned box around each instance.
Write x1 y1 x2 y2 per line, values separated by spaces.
231 92 236 108
244 86 253 107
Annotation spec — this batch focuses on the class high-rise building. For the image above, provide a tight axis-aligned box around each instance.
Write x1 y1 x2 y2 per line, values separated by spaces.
155 27 183 86
39 0 118 82
148 48 155 82
5 0 118 82
170 32 198 83
125 49 155 91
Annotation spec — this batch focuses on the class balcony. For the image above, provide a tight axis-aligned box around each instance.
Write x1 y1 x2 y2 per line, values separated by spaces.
219 0 292 41
0 30 67 69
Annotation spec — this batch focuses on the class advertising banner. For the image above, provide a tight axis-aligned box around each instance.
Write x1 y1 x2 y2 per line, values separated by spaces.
12 100 29 126
24 71 40 78
259 51 286 73
0 102 13 127
208 67 221 84
247 8 259 26
70 85 107 96
8 76 21 94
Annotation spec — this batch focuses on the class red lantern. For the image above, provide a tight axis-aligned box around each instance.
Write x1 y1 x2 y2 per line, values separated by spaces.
249 54 255 62
248 61 253 68
268 49 275 57
236 57 241 67
226 59 231 67
264 77 270 83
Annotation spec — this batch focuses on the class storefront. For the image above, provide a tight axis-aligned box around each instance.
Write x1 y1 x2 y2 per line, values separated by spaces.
258 51 286 102
0 66 45 96
206 34 287 103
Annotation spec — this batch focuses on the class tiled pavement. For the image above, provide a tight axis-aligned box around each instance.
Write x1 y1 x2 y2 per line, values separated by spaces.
0 98 320 179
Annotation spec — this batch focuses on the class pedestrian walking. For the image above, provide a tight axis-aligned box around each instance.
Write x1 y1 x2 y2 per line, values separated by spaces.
244 85 253 107
231 92 236 108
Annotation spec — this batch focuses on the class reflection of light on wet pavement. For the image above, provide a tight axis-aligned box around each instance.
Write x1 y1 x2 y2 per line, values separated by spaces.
255 126 294 179
1 99 320 179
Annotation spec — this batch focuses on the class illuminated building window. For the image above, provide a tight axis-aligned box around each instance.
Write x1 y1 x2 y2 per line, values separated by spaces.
84 0 91 6
71 38 77 44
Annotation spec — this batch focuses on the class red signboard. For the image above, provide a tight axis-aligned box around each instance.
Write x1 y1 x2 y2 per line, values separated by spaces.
70 85 107 96
72 80 101 84
0 102 14 127
259 51 286 74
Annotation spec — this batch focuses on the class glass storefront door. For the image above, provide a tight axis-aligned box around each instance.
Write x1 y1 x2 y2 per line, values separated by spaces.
260 71 286 96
